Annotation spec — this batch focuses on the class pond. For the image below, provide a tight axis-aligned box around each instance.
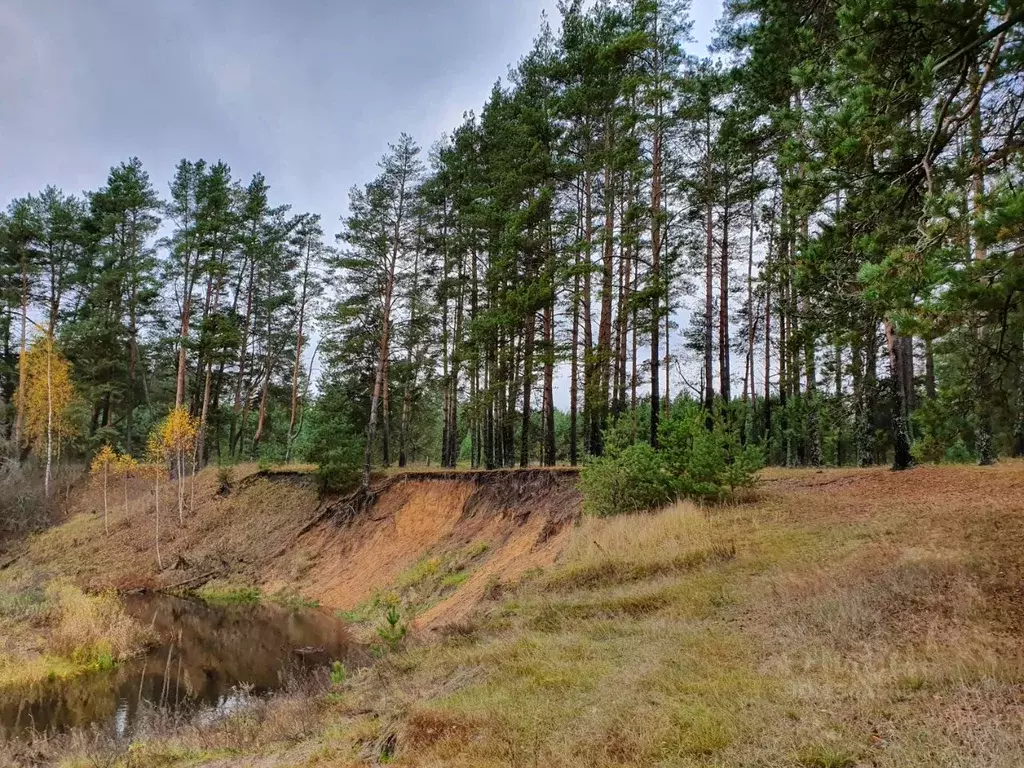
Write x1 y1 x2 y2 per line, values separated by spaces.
0 593 360 741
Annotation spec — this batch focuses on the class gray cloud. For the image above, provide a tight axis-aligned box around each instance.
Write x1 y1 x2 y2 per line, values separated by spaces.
0 0 720 406
0 0 570 221
1 0 718 221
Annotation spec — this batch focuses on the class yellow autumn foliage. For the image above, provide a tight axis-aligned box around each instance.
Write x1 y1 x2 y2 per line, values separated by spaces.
115 453 138 477
145 431 167 465
16 334 76 451
90 444 118 534
160 406 199 456
90 445 118 477
153 406 200 525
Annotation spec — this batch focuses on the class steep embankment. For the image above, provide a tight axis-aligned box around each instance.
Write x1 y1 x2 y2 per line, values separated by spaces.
268 469 580 626
1 465 582 627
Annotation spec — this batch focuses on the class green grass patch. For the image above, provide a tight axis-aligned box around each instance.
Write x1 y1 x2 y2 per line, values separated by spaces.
195 585 262 605
794 744 860 768
269 588 320 609
345 542 492 622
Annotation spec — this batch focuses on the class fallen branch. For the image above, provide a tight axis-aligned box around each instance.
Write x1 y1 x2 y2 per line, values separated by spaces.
157 568 222 594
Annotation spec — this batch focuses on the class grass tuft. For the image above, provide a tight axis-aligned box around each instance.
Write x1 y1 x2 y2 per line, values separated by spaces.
195 584 262 605
795 744 860 767
347 542 492 622
46 581 155 666
545 502 735 591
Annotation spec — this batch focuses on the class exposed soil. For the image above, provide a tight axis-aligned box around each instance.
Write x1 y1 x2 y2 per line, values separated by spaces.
3 465 583 629
269 468 582 628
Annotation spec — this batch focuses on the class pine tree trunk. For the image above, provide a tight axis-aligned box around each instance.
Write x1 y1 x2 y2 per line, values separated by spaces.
778 212 790 464
175 293 192 410
446 269 464 468
45 339 53 497
834 341 844 466
885 320 914 471
924 338 937 399
650 114 662 447
543 297 555 467
127 310 137 456
631 255 639 444
763 281 772 455
520 312 535 469
664 279 671 421
470 248 480 469
230 260 256 457
596 122 615 454
1015 330 1024 458
485 343 496 469
614 191 627 416
196 263 225 466
801 212 820 467
582 171 595 457
287 243 312 462
903 336 916 414
382 354 392 467
852 329 865 466
720 187 731 404
570 218 581 466
14 262 28 451
363 321 390 489
399 248 420 469
971 68 995 466
703 114 715 420
864 321 879 465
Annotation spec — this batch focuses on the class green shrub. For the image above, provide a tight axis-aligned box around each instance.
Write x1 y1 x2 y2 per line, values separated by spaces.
377 603 408 651
912 393 972 464
197 585 261 605
660 405 762 502
216 464 234 494
329 660 347 687
317 444 362 494
302 385 366 490
944 438 975 464
580 443 677 517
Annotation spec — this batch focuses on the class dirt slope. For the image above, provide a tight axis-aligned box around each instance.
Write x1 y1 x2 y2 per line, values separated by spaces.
9 464 1024 767
2 465 582 628
270 469 580 627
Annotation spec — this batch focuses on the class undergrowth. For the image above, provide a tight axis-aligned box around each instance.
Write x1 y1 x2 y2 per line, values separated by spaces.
9 467 1024 768
0 580 154 689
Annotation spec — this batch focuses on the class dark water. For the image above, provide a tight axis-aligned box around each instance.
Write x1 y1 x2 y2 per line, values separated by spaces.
0 594 358 741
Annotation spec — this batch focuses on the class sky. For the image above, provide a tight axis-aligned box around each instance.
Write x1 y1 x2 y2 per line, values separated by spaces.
0 0 723 406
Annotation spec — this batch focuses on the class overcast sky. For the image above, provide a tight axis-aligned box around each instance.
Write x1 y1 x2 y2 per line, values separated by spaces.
0 0 722 406
0 0 720 222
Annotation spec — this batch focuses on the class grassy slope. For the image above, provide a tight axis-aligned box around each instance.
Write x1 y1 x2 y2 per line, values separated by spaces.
33 463 1024 768
0 465 579 704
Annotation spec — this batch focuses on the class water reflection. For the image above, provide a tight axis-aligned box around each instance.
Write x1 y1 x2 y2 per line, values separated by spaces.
1 593 358 740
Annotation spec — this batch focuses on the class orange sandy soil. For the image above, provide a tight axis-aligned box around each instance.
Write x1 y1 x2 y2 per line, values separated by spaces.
269 469 580 628
0 464 582 629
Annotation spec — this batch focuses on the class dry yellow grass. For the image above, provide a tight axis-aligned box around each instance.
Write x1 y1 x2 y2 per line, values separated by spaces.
0 581 154 690
46 581 155 665
10 464 1024 767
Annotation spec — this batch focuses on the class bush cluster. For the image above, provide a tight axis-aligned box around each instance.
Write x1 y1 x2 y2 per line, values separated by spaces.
581 403 762 518
316 443 363 493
